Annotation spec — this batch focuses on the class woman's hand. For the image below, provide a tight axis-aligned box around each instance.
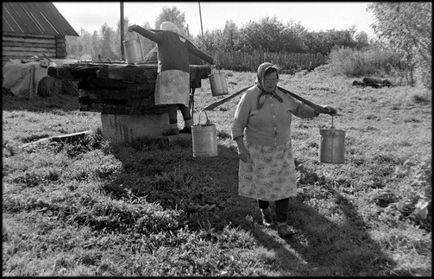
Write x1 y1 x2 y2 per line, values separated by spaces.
234 136 250 162
238 150 250 162
237 145 250 162
322 105 337 115
128 25 140 32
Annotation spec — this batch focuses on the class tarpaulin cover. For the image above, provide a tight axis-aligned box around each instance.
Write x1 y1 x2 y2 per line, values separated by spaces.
2 61 53 98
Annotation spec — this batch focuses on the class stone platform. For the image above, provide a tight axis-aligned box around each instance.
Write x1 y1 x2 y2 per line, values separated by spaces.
101 113 169 143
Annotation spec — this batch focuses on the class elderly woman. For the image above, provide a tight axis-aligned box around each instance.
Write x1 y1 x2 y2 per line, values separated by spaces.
128 21 214 135
231 62 336 237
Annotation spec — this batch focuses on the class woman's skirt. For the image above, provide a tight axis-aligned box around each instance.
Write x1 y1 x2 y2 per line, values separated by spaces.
238 141 297 201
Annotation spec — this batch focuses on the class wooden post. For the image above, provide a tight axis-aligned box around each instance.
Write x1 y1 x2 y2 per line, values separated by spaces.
198 2 204 43
120 1 125 61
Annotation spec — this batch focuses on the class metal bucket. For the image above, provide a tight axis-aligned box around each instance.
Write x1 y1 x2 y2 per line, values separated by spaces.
319 127 345 164
123 38 144 64
192 110 218 157
209 70 228 96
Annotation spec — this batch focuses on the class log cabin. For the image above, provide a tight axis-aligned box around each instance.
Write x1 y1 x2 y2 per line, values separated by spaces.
2 2 79 66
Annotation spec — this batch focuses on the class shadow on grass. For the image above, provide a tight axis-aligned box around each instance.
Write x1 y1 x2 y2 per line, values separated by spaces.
254 188 399 276
101 139 398 276
2 93 80 112
101 138 255 231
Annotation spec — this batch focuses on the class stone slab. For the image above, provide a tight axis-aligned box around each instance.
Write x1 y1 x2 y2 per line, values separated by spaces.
101 113 170 144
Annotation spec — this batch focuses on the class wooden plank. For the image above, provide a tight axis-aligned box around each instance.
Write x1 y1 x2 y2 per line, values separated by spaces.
97 64 210 83
47 63 156 83
80 103 170 115
2 36 55 44
110 104 170 115
21 130 91 148
85 90 130 103
124 83 155 97
50 130 91 143
78 88 165 114
48 64 101 81
77 77 154 91
3 32 55 39
97 64 158 83
2 41 55 47
77 85 155 100
48 64 211 89
126 97 154 107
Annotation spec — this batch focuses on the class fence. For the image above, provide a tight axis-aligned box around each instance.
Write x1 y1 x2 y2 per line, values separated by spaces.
213 50 326 73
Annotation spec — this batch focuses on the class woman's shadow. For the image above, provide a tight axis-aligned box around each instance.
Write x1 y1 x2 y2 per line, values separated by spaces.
210 145 400 276
248 165 401 276
102 139 399 276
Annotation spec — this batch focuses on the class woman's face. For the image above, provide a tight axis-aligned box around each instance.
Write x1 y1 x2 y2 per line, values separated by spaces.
263 71 278 93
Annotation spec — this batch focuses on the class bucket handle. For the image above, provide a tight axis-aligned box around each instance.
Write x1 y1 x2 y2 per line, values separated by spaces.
210 65 222 76
197 110 211 126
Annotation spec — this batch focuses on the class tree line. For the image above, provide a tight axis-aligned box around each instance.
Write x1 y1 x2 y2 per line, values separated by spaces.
65 6 369 61
66 4 431 88
198 17 369 56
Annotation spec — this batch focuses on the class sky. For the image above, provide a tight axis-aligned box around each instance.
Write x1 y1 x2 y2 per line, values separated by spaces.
53 2 377 38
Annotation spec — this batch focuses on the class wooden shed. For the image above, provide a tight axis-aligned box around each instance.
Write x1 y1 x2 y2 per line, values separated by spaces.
2 2 79 65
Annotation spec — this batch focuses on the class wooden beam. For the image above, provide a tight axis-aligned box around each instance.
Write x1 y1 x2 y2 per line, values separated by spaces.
2 41 55 47
2 36 55 44
21 130 91 148
3 32 55 39
120 1 125 61
79 102 170 115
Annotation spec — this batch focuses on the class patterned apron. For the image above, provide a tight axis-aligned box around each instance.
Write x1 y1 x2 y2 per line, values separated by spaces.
238 141 298 201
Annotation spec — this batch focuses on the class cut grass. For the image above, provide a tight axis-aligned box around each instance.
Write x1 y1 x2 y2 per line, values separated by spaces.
2 66 431 276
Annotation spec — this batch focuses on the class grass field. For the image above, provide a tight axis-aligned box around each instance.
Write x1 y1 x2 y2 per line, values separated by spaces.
2 65 432 276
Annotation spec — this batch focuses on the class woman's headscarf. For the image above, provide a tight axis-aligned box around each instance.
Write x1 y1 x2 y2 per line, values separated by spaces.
160 21 187 42
160 21 180 34
256 62 282 109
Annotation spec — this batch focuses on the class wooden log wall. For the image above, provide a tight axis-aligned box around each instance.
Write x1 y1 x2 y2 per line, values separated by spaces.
47 63 211 115
55 36 67 59
2 32 67 65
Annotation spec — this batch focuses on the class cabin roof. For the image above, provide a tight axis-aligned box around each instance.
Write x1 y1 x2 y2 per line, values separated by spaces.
2 2 79 36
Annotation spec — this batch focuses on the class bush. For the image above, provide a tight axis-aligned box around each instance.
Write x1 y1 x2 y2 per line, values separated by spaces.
329 46 404 77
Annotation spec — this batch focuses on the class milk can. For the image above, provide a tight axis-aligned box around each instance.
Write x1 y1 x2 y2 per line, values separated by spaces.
319 116 345 164
209 68 228 96
123 31 144 64
192 110 218 157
